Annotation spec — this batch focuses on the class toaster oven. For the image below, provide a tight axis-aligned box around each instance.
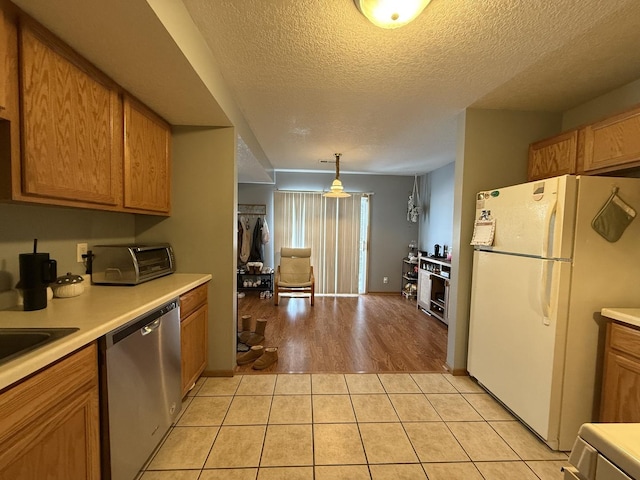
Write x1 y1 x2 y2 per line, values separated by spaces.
91 244 175 285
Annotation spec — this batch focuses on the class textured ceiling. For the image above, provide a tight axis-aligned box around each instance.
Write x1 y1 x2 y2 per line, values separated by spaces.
181 0 640 178
11 0 640 182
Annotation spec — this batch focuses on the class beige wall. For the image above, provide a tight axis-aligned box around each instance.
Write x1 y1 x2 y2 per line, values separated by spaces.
447 108 562 372
0 204 135 309
562 78 640 130
0 126 239 373
136 126 238 374
418 162 455 255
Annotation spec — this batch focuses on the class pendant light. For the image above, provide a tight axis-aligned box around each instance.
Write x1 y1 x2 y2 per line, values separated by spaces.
354 0 431 29
323 153 351 198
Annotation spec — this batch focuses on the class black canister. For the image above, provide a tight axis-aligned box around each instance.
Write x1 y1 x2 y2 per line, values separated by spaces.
18 251 57 311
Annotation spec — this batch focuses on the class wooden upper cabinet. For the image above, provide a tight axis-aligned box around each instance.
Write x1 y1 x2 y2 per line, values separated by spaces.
19 19 121 207
124 95 171 214
0 0 19 204
527 130 578 181
0 0 18 121
582 105 640 173
0 4 6 113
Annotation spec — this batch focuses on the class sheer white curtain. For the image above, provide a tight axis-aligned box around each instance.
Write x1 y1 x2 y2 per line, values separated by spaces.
274 191 369 294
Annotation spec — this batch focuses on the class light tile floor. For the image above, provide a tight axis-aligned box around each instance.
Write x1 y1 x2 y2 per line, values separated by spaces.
137 373 570 480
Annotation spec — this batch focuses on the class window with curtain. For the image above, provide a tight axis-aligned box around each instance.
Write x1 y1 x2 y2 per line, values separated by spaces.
274 191 370 295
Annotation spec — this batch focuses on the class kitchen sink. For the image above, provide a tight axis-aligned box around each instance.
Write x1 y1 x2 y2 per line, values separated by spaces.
0 328 79 366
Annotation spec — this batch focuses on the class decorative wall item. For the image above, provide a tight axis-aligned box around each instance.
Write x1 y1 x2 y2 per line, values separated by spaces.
238 204 266 216
407 175 421 223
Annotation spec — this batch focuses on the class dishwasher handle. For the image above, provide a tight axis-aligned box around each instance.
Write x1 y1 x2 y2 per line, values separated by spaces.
106 299 179 347
141 318 162 335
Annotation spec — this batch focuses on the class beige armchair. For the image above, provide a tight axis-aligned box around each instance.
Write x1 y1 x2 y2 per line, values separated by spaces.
274 247 315 306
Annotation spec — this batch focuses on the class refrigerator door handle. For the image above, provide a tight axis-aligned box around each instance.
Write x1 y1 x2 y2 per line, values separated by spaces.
542 198 557 259
540 260 551 325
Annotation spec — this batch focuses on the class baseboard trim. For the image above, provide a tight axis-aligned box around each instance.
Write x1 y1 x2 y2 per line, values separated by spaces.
445 364 469 376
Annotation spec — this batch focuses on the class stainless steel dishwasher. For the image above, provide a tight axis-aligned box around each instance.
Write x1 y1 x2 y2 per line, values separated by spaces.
100 299 181 480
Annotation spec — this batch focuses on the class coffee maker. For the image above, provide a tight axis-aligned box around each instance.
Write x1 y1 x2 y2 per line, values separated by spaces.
17 240 57 311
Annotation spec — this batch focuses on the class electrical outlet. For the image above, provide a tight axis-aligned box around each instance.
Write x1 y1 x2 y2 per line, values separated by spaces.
383 276 389 284
77 243 88 263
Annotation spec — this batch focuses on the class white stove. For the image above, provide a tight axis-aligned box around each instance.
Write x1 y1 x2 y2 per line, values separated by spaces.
564 423 640 480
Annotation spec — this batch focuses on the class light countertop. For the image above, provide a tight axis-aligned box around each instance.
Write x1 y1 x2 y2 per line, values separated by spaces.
601 308 640 328
0 273 211 391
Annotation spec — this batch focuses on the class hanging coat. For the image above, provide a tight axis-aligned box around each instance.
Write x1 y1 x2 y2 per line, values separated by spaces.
261 218 270 244
237 218 244 264
249 217 263 262
239 217 251 263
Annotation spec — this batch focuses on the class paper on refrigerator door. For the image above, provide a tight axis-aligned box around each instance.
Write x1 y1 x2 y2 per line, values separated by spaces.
471 219 496 246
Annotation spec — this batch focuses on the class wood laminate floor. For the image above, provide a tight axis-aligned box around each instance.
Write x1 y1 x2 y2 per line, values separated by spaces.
235 293 448 374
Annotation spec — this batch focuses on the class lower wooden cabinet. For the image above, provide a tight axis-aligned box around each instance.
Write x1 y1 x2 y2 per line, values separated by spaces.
0 343 100 480
180 283 209 397
600 321 640 423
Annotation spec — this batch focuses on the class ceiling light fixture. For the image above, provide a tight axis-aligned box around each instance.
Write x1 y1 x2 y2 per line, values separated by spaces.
354 0 431 29
323 153 351 198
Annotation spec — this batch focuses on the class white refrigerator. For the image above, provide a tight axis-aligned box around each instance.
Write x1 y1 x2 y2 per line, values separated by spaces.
467 174 640 451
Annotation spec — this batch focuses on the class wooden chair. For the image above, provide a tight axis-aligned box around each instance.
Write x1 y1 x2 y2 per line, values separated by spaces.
274 247 315 306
